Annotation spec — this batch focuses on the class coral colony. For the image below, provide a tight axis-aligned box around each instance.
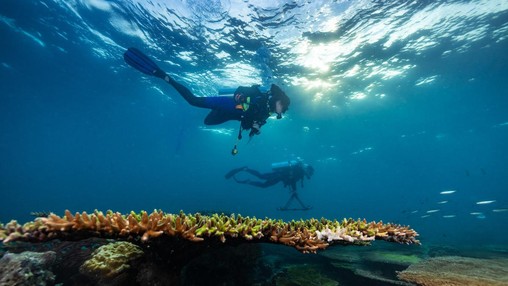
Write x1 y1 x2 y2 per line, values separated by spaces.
1 210 419 253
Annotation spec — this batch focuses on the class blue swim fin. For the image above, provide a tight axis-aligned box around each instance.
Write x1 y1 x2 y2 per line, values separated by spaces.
124 47 166 79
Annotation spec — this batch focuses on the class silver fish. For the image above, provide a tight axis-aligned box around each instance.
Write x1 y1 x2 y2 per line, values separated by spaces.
476 200 496 205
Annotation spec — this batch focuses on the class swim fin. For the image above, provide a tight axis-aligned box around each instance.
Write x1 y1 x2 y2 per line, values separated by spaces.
124 47 166 79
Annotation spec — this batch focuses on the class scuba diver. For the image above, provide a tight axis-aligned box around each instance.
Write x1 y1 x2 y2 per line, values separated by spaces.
123 48 290 154
225 159 314 210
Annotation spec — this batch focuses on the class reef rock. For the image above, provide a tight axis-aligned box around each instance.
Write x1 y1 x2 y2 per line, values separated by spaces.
0 251 56 286
275 264 339 286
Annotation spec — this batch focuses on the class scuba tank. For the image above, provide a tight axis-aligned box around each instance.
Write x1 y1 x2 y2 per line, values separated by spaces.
218 86 270 95
218 88 237 96
271 160 300 171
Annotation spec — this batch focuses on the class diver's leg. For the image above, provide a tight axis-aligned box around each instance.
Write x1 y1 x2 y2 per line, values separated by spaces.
246 178 279 188
234 177 279 188
203 97 242 125
243 169 269 179
205 110 238 125
293 193 311 210
233 177 250 184
225 166 248 179
163 76 208 108
280 193 296 210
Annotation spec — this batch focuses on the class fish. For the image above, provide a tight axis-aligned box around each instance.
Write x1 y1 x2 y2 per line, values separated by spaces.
440 190 456 195
437 200 448 204
494 121 508 127
30 211 50 218
492 209 508 212
426 209 440 213
470 212 486 219
421 215 430 218
410 210 418 214
443 215 456 218
476 200 496 205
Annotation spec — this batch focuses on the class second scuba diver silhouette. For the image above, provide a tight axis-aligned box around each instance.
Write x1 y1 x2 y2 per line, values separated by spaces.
225 159 314 211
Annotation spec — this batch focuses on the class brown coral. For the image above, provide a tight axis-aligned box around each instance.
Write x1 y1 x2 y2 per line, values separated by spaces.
1 210 419 253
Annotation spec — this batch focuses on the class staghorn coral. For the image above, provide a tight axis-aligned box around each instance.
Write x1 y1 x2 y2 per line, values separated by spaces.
80 241 144 279
0 220 24 242
0 210 419 253
397 256 508 286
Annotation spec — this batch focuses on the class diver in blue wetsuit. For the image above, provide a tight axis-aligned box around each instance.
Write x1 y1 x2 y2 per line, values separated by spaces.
169 80 289 138
123 48 290 146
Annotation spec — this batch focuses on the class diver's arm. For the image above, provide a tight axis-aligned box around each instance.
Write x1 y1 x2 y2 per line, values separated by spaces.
162 75 208 108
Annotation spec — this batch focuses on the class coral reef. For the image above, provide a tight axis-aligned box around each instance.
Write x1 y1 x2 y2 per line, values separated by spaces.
397 256 508 286
354 268 414 285
179 243 264 285
365 251 422 266
274 265 339 286
321 243 425 285
0 210 419 254
80 241 144 279
0 251 56 285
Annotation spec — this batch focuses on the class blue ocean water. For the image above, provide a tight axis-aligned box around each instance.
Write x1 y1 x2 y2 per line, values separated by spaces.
0 0 507 249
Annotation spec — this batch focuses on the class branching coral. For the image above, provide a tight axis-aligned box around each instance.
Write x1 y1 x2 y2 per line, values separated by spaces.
1 210 419 253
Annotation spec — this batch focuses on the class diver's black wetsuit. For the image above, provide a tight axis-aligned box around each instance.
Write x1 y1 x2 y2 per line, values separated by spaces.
227 164 309 192
225 163 314 210
166 77 270 133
